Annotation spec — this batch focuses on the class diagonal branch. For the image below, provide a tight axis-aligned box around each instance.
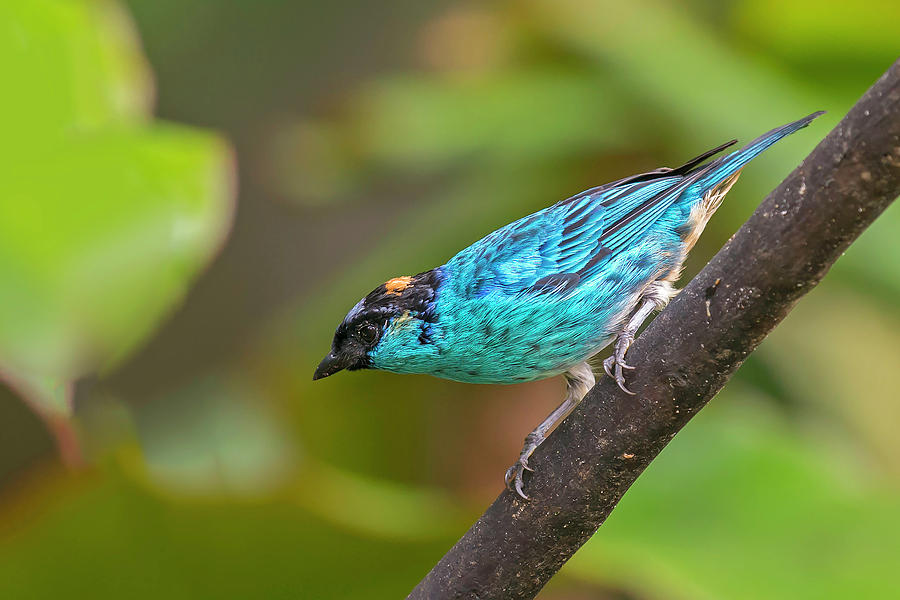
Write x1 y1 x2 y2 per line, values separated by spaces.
409 58 900 600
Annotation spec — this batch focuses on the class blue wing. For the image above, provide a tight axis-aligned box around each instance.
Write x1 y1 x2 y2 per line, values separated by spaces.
446 154 719 297
446 112 822 299
445 173 688 297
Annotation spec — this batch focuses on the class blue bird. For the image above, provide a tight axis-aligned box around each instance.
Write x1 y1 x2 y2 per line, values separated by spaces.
314 112 823 498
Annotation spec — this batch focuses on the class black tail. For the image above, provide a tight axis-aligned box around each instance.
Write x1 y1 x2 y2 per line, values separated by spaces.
694 111 825 189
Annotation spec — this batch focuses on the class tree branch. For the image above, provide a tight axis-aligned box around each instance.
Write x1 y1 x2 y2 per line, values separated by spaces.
409 59 900 599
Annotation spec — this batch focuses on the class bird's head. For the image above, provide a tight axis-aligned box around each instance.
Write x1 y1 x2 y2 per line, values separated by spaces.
313 269 443 380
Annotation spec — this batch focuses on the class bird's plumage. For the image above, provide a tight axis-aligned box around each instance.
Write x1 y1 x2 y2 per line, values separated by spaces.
314 111 823 498
315 112 823 387
447 111 822 301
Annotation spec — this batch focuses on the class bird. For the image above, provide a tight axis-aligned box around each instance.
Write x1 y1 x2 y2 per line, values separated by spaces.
313 112 823 499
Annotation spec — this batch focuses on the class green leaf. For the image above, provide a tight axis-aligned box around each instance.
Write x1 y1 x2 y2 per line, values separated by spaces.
0 0 234 419
0 0 152 144
733 0 900 64
563 401 900 600
131 374 296 497
0 468 452 600
763 284 900 477
355 69 631 166
0 128 233 384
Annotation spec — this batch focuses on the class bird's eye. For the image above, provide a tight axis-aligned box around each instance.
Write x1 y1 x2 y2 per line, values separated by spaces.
356 322 379 345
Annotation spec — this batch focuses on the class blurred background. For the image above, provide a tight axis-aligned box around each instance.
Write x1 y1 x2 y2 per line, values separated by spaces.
1 1 898 598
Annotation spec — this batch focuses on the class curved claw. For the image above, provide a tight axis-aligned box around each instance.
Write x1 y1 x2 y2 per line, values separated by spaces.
514 477 529 500
505 462 531 500
605 334 638 393
615 374 637 395
602 356 615 378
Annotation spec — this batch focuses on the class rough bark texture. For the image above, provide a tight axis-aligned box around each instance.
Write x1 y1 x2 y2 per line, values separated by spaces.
409 59 900 600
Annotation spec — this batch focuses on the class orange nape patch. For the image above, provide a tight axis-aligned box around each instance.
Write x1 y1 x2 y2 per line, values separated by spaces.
384 275 413 295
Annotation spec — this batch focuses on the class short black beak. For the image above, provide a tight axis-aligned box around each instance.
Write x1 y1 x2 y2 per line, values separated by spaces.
313 351 348 381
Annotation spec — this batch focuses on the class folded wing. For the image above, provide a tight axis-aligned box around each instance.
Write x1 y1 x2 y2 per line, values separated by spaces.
448 111 823 299
448 153 720 298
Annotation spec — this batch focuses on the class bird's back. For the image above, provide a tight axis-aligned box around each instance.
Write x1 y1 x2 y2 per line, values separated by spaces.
424 113 824 383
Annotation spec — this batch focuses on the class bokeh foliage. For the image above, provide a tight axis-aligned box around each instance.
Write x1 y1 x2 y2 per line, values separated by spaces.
0 0 234 418
1 1 898 599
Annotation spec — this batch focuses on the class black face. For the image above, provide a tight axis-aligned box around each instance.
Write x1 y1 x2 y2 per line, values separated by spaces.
312 315 384 380
312 269 441 380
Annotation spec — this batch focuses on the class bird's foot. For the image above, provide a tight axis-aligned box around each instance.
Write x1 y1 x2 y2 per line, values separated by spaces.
603 333 637 395
505 432 542 500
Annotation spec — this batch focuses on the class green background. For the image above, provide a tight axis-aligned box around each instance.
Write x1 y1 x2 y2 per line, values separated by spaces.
0 1 897 598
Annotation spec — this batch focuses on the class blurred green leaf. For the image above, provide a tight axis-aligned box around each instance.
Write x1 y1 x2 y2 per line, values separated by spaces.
829 203 900 309
0 0 152 143
0 129 233 386
0 0 234 418
564 401 900 600
294 461 465 541
356 69 632 166
733 0 900 64
763 285 900 477
132 375 295 497
0 469 452 600
528 0 819 134
269 68 636 205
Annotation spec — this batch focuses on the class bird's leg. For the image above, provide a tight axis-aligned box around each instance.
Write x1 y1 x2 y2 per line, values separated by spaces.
505 362 595 500
602 299 656 395
603 281 676 394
